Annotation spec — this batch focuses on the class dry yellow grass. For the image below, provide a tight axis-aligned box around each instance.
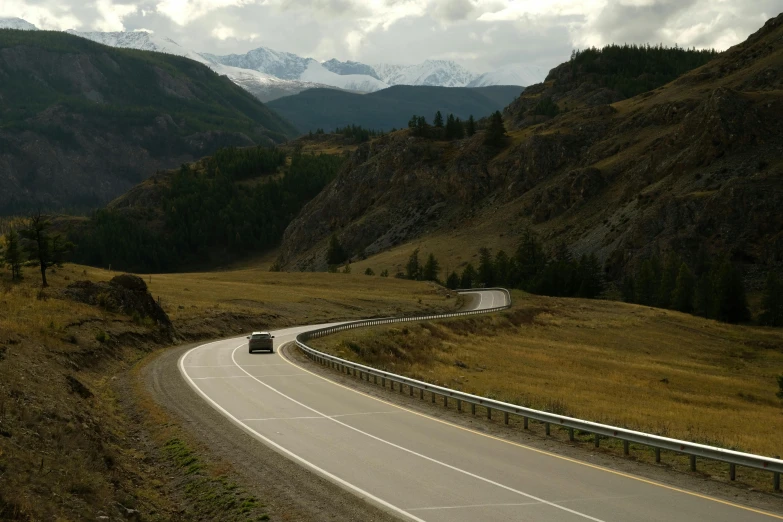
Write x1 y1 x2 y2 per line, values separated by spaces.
310 292 783 457
1 263 456 339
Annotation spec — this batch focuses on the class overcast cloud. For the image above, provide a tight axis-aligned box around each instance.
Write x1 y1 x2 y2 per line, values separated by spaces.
3 0 781 72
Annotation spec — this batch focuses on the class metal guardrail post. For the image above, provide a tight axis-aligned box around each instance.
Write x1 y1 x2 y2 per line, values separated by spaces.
624 440 630 456
504 412 509 425
545 422 550 436
730 463 736 481
594 434 600 448
569 428 575 441
690 455 697 472
655 447 661 463
487 407 492 420
457 399 462 412
775 457 780 492
523 417 528 429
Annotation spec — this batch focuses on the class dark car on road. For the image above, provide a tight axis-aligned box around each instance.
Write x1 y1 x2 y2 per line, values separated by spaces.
247 331 274 353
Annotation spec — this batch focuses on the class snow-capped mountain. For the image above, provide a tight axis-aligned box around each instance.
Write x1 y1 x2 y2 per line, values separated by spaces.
203 47 311 81
322 59 380 79
4 18 535 102
207 48 389 93
0 17 38 30
467 64 547 87
65 29 328 102
373 60 477 87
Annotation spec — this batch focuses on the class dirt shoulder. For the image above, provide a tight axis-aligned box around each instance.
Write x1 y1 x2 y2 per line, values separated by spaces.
282 342 783 517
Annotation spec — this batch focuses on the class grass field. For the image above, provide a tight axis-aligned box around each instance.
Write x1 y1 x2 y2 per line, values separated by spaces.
310 291 783 458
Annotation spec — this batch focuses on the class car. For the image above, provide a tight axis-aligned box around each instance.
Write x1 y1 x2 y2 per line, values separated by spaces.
247 331 275 353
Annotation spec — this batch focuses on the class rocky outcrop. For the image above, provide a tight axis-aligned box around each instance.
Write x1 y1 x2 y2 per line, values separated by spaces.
64 274 173 331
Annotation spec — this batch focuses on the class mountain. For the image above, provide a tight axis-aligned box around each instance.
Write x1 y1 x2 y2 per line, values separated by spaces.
0 29 297 214
373 60 476 87
68 30 326 102
322 59 381 79
467 65 547 88
273 14 783 286
267 85 522 133
0 17 37 30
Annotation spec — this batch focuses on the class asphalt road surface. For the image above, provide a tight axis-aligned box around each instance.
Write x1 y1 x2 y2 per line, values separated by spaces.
179 289 781 522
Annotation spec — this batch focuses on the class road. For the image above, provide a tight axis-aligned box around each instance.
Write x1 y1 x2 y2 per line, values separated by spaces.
179 289 781 522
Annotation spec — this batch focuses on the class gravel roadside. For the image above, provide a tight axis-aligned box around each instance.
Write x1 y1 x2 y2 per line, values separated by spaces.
141 342 402 522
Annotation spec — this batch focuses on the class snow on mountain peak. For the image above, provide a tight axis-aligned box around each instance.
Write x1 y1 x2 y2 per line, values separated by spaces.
373 60 477 87
0 17 38 30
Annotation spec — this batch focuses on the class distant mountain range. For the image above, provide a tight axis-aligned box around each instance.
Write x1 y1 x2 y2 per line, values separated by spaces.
0 17 546 101
267 85 523 133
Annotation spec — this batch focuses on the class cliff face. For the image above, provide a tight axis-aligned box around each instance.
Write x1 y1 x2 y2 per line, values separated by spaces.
277 14 783 279
0 30 296 214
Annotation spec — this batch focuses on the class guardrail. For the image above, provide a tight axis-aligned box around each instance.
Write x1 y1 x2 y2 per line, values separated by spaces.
295 288 782 491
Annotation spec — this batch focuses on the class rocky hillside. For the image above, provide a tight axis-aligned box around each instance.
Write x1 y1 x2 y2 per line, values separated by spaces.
275 14 783 282
0 30 297 214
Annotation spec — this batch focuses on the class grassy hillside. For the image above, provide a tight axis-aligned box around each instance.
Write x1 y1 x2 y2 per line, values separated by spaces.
267 85 522 133
0 29 298 214
311 292 783 468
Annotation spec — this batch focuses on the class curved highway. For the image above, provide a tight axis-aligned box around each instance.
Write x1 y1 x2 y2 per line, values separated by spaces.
179 289 780 522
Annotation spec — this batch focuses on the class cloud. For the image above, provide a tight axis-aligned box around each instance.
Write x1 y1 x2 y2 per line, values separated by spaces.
2 0 780 78
94 0 137 31
432 0 476 22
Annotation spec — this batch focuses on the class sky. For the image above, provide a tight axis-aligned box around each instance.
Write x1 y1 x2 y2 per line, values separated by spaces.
3 0 782 73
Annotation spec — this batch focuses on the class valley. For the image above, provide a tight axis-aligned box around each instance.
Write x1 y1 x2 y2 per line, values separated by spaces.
1 7 783 522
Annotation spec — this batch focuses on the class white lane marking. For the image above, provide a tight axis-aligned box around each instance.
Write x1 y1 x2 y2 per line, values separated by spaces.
330 411 402 418
408 502 542 511
192 376 254 380
406 495 642 512
179 343 428 522
240 411 401 422
242 416 325 422
186 364 293 368
229 345 607 522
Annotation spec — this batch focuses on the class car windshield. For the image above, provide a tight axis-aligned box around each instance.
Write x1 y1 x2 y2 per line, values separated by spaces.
251 333 269 339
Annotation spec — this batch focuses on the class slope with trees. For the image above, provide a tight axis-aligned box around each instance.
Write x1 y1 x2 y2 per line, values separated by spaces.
275 14 783 304
0 29 298 214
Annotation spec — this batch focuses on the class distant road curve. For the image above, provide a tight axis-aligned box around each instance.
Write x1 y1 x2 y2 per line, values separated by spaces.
178 289 781 522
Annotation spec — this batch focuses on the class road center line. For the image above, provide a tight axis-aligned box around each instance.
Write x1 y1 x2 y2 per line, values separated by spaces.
229 344 607 522
179 343 428 522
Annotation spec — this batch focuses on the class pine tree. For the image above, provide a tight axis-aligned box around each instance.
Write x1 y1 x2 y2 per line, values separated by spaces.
380 269 389 277
460 263 477 288
446 271 460 290
494 250 511 287
477 247 494 287
20 212 72 287
714 260 750 323
760 272 783 326
657 254 680 308
406 248 421 280
483 111 507 147
577 253 603 298
327 234 347 266
364 267 375 276
514 229 545 289
422 253 440 282
695 272 715 318
671 263 695 313
621 275 635 303
433 111 444 128
2 228 23 280
466 115 476 137
445 114 457 139
454 117 464 139
635 260 656 306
